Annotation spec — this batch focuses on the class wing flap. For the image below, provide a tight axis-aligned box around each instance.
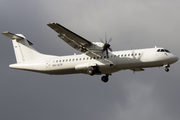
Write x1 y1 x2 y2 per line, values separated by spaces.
58 34 84 52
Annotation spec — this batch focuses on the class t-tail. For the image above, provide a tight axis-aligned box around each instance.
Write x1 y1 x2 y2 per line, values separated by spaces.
2 31 52 73
2 31 45 63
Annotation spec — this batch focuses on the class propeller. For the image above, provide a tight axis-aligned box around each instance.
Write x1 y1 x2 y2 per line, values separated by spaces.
101 33 112 58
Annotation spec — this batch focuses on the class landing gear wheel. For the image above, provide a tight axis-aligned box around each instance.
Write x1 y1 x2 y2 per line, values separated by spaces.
164 64 170 72
165 68 169 72
87 67 95 76
101 75 109 83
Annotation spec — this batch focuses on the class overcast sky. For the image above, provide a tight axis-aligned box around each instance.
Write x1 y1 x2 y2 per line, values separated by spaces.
0 0 180 120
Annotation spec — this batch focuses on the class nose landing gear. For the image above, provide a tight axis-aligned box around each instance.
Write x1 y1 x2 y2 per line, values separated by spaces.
165 67 169 72
164 64 170 72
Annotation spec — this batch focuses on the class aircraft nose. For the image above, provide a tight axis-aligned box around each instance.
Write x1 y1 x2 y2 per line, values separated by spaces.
172 55 179 63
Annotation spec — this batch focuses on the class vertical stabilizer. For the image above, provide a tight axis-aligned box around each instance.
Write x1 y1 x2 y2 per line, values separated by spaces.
2 31 45 63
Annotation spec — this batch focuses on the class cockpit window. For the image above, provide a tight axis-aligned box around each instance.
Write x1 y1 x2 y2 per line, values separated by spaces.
157 49 170 53
161 49 165 52
164 49 170 53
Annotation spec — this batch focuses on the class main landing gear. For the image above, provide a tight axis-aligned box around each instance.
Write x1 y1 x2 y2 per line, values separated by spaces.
87 67 110 83
101 74 109 83
87 67 95 76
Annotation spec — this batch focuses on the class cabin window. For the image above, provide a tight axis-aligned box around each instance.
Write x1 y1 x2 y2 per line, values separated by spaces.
83 58 85 60
104 56 106 58
79 58 81 60
139 53 141 55
121 55 123 57
59 60 61 62
114 55 116 57
66 59 68 62
128 54 130 56
72 59 74 61
87 57 89 60
69 59 71 61
125 54 126 57
135 53 137 56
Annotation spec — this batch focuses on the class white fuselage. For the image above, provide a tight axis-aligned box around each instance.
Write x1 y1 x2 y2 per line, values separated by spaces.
9 47 178 75
2 27 178 82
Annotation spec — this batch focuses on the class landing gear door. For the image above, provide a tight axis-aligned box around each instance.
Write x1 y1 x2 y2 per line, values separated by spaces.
98 63 115 74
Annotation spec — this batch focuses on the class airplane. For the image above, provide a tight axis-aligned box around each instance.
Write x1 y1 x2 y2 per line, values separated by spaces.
2 22 179 83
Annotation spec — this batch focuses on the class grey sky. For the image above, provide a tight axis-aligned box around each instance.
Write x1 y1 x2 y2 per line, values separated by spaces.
0 0 180 120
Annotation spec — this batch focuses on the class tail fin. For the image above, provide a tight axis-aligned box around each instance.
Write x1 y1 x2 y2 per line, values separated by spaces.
2 31 44 63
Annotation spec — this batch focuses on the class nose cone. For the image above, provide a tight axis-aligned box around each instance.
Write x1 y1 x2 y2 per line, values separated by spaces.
172 55 179 63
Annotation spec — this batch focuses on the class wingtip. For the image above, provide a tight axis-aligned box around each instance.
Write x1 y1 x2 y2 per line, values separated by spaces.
47 22 57 25
2 31 9 34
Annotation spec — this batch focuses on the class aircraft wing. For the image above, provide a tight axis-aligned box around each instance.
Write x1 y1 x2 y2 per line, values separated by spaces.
47 23 92 53
47 23 114 64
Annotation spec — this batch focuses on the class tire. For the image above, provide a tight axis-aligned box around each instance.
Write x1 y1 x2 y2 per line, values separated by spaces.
101 76 108 83
165 68 169 72
87 67 94 76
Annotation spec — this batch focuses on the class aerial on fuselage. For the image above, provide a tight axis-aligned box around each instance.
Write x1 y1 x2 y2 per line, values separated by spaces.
2 22 179 83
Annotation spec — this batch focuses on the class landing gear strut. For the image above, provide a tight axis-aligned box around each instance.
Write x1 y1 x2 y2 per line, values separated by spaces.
164 64 170 72
101 74 109 83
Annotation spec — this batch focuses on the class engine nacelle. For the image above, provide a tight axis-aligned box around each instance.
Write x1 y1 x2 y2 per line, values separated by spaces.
86 42 104 52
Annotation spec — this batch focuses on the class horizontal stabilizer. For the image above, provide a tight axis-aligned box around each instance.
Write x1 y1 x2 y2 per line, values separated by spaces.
2 31 24 40
2 31 33 45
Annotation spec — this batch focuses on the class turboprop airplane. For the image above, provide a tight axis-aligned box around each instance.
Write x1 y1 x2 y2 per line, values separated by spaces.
2 23 179 82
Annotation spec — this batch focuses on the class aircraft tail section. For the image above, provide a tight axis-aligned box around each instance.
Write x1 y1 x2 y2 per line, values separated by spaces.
2 31 46 63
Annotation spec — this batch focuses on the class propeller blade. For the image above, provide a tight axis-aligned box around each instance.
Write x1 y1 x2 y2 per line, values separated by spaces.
108 38 112 44
108 47 112 52
105 32 107 43
100 39 104 43
100 33 112 58
106 49 109 58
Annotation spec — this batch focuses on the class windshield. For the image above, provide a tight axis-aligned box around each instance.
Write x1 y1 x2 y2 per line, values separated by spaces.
157 49 170 53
